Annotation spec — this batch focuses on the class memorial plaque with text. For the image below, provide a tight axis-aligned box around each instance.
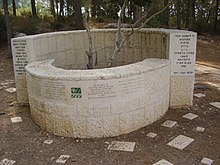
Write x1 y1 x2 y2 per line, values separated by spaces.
12 40 28 76
170 33 197 76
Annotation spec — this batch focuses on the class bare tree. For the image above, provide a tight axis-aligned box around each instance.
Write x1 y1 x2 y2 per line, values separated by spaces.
108 1 170 67
83 13 93 69
3 0 12 58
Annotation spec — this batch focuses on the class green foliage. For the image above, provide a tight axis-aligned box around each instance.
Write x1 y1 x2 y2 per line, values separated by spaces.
50 20 64 30
191 18 212 34
94 16 106 23
17 7 32 17
13 17 38 34
0 0 219 36
132 0 151 7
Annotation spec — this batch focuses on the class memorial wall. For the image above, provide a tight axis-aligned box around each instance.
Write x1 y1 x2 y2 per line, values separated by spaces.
11 29 197 138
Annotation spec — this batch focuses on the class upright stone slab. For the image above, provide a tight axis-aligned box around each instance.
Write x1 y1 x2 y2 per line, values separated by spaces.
169 31 197 108
11 38 35 103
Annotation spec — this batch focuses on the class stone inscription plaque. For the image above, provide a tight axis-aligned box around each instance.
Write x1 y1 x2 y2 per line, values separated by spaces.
88 83 116 99
170 33 197 76
118 76 145 95
43 80 67 100
31 76 42 96
13 40 28 76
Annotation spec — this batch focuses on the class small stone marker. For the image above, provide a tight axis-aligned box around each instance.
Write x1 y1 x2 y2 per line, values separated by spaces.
167 135 194 150
107 141 135 152
153 159 173 165
210 102 220 109
196 127 205 132
146 132 157 138
55 155 70 164
193 93 206 98
161 120 177 128
11 117 22 123
0 158 16 165
4 88 16 93
183 113 198 120
43 140 53 144
201 157 214 165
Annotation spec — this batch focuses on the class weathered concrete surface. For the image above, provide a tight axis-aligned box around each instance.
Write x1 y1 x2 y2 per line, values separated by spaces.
11 29 197 137
26 59 170 138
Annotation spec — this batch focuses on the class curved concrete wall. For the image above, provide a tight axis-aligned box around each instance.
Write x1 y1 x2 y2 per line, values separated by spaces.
12 29 197 138
26 58 170 138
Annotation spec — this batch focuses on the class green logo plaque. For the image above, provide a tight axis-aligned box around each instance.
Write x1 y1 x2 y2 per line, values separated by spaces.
71 87 82 98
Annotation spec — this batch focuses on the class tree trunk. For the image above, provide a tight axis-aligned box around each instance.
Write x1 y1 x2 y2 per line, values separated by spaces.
73 0 84 30
127 0 132 19
176 0 181 29
91 0 97 18
189 0 195 29
60 0 64 16
67 1 70 16
31 0 37 17
50 0 56 18
133 3 142 25
3 0 12 58
12 0 16 16
214 0 219 31
55 0 59 18
163 0 169 28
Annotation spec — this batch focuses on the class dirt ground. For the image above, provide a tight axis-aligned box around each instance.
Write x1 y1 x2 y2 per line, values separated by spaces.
0 35 220 165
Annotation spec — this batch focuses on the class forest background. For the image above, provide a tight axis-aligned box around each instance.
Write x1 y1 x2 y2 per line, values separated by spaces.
0 0 219 57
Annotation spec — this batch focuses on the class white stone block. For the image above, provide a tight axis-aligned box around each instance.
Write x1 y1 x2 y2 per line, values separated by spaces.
48 36 57 53
107 141 136 152
210 102 220 109
193 93 206 98
161 120 177 128
132 109 146 129
201 157 214 165
40 37 49 56
86 117 104 137
146 132 157 138
43 139 53 144
167 135 194 150
55 155 70 164
196 126 205 132
0 158 16 165
144 104 155 124
102 115 120 136
119 112 134 133
11 117 22 123
153 159 173 165
183 113 198 120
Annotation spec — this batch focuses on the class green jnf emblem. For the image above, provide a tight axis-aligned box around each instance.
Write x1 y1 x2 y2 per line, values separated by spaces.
71 87 82 98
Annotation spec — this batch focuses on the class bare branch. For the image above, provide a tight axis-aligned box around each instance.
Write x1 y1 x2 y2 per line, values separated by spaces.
108 0 127 67
83 13 93 69
108 2 170 67
117 0 127 46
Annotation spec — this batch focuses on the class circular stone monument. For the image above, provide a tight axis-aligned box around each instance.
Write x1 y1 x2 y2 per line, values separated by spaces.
12 29 197 138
